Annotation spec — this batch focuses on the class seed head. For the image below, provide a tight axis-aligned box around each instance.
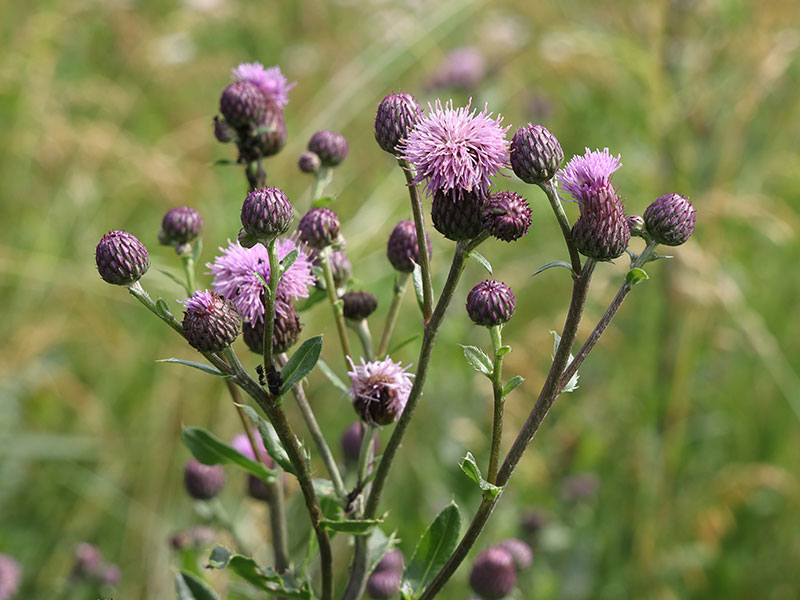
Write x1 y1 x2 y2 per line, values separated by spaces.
240 187 293 243
643 193 695 246
219 81 267 129
482 191 532 242
374 92 423 155
431 189 485 241
386 220 432 273
298 208 341 249
469 546 516 600
181 290 241 352
159 206 203 249
95 230 150 286
466 280 516 328
510 124 564 184
298 151 321 174
184 459 226 500
308 130 349 167
342 290 378 321
348 357 414 426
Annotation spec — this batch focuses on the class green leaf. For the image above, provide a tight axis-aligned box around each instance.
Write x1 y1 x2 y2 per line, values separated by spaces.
154 297 176 321
496 345 512 357
279 335 323 395
532 260 575 277
402 502 462 598
467 250 492 275
280 249 300 275
320 517 383 535
411 262 425 314
207 546 312 599
312 195 335 208
181 426 276 482
296 287 327 312
253 270 271 290
156 358 228 378
367 528 400 575
212 158 238 166
157 269 188 292
626 267 649 287
175 571 219 600
502 375 524 397
551 331 579 393
388 333 421 355
460 345 493 377
238 405 296 475
459 452 502 498
317 358 348 394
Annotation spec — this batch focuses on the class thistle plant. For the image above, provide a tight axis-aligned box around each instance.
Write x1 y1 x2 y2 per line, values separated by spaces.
94 61 696 600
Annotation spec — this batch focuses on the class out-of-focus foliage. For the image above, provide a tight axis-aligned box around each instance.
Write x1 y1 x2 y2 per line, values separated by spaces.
1 0 799 598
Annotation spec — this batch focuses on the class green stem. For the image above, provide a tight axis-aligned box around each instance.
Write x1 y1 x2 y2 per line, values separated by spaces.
398 159 434 323
320 247 353 368
487 325 505 484
377 272 410 356
310 167 332 202
263 238 280 377
179 253 195 296
538 180 582 275
348 319 375 361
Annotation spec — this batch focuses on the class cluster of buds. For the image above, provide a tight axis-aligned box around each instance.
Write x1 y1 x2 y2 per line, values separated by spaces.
298 130 349 176
468 539 532 599
367 549 404 599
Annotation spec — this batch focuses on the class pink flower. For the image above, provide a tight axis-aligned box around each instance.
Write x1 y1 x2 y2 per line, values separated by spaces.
348 357 414 426
231 62 295 109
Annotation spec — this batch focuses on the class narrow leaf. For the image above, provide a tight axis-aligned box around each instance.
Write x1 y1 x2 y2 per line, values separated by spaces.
317 358 348 394
253 270 271 290
532 260 575 277
279 335 323 395
502 375 524 397
388 333 422 355
279 248 300 275
207 546 312 599
175 571 219 600
212 158 237 166
467 250 492 275
402 502 462 597
181 426 276 482
459 452 502 498
312 196 335 209
320 517 383 535
411 262 425 314
157 269 188 292
625 267 649 287
551 331 579 393
157 358 228 378
460 345 493 377
238 405 296 475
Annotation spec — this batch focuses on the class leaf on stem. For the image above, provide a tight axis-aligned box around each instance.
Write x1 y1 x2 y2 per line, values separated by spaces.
252 271 271 294
625 267 649 287
551 331 579 393
207 546 313 599
155 297 176 320
459 451 502 498
312 196 335 209
279 335 323 395
238 405 296 475
411 262 425 314
279 248 300 275
459 345 493 378
156 358 228 378
532 260 576 278
181 426 276 482
320 517 383 535
175 571 219 600
502 375 524 397
388 333 422 355
317 357 348 394
467 250 493 275
158 269 189 292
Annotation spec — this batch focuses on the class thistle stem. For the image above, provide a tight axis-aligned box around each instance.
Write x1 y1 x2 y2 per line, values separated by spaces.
320 247 353 368
487 325 505 484
539 180 582 275
398 159 434 323
348 319 375 361
310 167 332 202
179 253 195 296
262 238 280 377
377 272 410 356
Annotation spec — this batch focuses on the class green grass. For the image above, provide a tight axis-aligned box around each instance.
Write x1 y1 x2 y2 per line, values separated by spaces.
1 0 799 598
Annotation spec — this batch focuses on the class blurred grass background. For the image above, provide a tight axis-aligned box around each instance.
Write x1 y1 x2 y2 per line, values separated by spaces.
1 0 799 598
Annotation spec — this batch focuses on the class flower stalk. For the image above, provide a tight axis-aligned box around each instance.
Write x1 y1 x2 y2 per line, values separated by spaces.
487 324 505 484
377 272 410 356
320 247 353 368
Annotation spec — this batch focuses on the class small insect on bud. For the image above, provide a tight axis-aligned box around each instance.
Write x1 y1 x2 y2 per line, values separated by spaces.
181 290 241 353
510 124 564 185
482 191 533 242
374 92 423 155
240 187 294 243
431 189 485 241
340 421 379 463
498 538 533 570
643 193 696 246
466 280 516 328
386 220 432 273
219 81 267 129
627 214 646 238
213 115 236 143
95 230 150 286
298 151 322 174
367 570 402 599
298 208 341 249
183 459 226 500
158 206 203 249
308 130 349 167
341 290 378 321
469 546 516 600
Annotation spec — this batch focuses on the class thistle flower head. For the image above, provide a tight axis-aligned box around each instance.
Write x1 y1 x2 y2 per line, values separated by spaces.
469 546 516 600
95 230 150 286
240 187 293 243
180 290 241 352
298 207 341 249
374 92 423 155
387 219 432 273
184 459 226 500
208 237 315 323
428 46 487 91
340 421 379 463
482 191 532 242
348 357 414 426
643 193 696 246
558 147 621 203
400 99 510 196
308 130 349 167
158 206 203 249
627 214 646 238
466 280 516 327
342 290 378 321
101 564 121 587
431 188 485 241
298 151 321 174
367 570 402 599
510 124 564 184
231 431 271 465
219 81 267 129
374 549 404 574
231 62 295 109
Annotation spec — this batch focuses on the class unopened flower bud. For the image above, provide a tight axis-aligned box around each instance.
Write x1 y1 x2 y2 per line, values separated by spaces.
482 191 532 242
213 115 236 143
340 421 378 463
510 124 564 184
469 547 516 600
643 193 695 246
367 570 402 599
247 474 272 501
387 220 432 273
73 543 102 578
466 280 516 328
298 151 321 174
219 81 267 129
572 207 630 261
181 290 241 352
498 538 533 570
431 189 485 241
328 250 352 288
240 187 293 242
374 92 423 155
184 459 226 500
342 290 378 321
159 206 203 249
627 214 646 238
242 301 302 355
308 130 349 167
298 208 341 249
374 549 404 574
96 230 150 286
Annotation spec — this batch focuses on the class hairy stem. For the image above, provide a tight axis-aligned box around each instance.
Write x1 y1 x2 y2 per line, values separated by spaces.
538 180 582 275
487 325 505 484
320 247 353 368
378 272 410 356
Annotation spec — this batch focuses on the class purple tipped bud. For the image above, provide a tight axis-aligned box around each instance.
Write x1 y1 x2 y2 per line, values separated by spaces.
242 301 302 355
510 124 564 184
159 206 203 248
308 130 349 167
298 151 322 174
247 474 272 501
240 187 293 242
73 543 102 578
219 81 267 129
181 290 241 352
498 538 533 570
184 459 226 500
374 548 404 574
342 290 378 321
482 191 532 242
340 421 379 463
431 189 485 241
375 92 423 155
348 357 414 427
367 570 402 599
387 220 432 273
0 554 21 600
469 547 516 600
627 214 646 238
100 563 121 587
643 193 696 246
96 230 150 286
298 208 341 249
213 115 236 143
466 280 516 328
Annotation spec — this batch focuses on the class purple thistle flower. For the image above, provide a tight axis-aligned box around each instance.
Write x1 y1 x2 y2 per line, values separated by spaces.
387 219 432 273
428 46 488 92
559 147 621 200
374 92 423 155
374 548 404 574
643 193 696 246
298 151 321 174
231 431 272 466
341 290 378 321
400 99 510 197
231 62 295 109
498 538 533 569
208 237 315 323
348 357 414 426
308 130 349 167
0 555 21 600
95 230 150 286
